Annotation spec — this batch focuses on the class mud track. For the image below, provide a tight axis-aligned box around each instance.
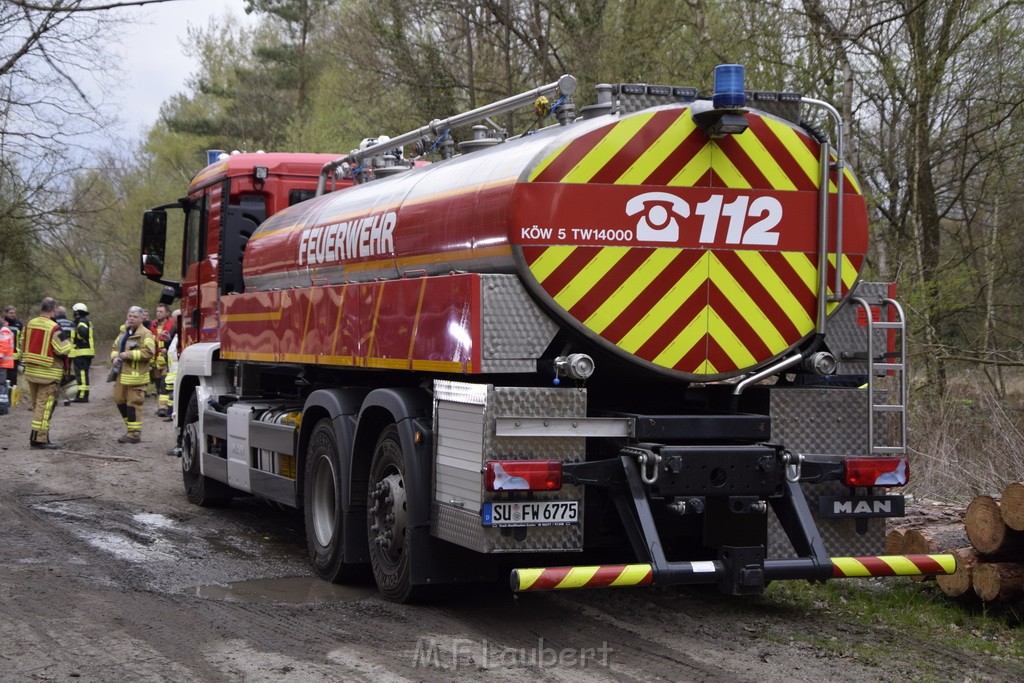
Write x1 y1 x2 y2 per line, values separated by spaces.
0 374 1016 681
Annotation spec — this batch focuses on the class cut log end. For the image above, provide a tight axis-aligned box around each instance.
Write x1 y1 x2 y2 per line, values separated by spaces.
1001 482 1024 532
935 547 978 598
965 495 1024 555
973 562 1024 602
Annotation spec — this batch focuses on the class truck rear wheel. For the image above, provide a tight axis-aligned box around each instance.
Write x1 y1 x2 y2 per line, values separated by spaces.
181 394 232 506
367 424 422 602
304 418 361 582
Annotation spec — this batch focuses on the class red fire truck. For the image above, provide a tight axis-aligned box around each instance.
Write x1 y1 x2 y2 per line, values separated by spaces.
141 66 953 602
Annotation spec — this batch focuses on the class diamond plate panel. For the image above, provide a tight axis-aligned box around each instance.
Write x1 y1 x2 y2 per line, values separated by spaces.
480 274 559 373
431 381 585 552
771 386 877 456
767 481 885 557
768 386 888 556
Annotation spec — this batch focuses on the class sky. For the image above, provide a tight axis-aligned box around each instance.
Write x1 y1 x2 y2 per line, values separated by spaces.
112 0 253 143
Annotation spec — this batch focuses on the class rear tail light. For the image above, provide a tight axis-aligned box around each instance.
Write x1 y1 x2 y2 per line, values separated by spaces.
844 457 908 487
485 460 563 492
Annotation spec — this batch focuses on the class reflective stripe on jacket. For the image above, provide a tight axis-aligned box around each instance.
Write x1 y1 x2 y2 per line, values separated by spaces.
111 324 155 386
23 316 72 381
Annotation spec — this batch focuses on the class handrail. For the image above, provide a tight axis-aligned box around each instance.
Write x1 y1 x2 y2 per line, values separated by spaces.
801 97 845 304
315 75 578 195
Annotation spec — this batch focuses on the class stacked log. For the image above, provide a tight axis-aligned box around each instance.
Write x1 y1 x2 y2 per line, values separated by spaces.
935 547 979 598
918 483 1024 604
885 498 963 554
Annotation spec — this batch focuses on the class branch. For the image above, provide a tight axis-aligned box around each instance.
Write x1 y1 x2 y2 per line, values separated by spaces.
7 0 178 11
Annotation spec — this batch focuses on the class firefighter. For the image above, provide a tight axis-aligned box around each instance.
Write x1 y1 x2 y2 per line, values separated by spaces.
2 304 22 393
150 303 174 417
54 306 75 406
162 309 180 425
110 306 155 444
70 302 95 402
0 317 13 415
23 297 72 448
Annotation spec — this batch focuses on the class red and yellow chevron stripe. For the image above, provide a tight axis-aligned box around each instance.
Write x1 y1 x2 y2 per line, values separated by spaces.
512 106 868 381
831 554 956 578
512 564 654 591
511 554 955 592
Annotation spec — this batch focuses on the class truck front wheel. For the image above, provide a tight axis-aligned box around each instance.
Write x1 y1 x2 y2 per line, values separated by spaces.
304 418 361 582
367 424 421 602
181 394 232 506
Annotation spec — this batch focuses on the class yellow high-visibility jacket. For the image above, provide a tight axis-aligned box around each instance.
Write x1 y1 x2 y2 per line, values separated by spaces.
23 316 72 382
111 324 155 386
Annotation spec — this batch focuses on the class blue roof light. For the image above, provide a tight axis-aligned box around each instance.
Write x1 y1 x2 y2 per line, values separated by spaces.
713 64 745 109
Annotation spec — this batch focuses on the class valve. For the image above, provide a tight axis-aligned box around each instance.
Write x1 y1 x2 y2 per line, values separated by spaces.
802 351 837 376
553 353 595 381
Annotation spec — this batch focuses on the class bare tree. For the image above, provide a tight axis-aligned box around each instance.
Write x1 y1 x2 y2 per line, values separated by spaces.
0 0 133 309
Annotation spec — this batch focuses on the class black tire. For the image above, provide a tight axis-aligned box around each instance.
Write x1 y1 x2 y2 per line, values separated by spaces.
181 394 233 506
304 418 363 582
367 424 422 603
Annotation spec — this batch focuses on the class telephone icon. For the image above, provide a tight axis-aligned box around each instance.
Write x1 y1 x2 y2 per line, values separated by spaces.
625 192 689 242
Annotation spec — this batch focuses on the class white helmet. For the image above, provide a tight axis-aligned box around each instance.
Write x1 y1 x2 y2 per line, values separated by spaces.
73 302 88 314
60 375 78 400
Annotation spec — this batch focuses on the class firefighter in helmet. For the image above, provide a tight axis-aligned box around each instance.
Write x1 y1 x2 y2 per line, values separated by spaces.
70 302 95 402
23 297 72 448
150 302 174 417
110 306 155 443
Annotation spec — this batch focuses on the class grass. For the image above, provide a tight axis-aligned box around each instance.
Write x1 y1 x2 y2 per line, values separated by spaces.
761 577 1024 673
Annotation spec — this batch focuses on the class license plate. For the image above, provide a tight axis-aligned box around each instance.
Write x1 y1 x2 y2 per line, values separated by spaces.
482 500 579 527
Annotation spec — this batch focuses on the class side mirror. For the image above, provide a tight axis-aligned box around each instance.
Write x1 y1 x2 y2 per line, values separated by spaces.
141 210 168 279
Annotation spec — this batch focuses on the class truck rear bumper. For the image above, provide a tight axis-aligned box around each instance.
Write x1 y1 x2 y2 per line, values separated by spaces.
510 553 955 592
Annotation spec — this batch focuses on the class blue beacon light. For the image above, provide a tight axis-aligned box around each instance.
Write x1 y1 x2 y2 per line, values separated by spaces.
713 64 746 109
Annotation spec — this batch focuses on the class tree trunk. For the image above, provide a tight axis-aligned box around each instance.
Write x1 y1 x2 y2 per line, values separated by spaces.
935 547 980 598
973 562 1024 602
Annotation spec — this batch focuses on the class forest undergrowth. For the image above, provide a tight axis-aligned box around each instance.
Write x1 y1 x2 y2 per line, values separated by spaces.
906 373 1024 503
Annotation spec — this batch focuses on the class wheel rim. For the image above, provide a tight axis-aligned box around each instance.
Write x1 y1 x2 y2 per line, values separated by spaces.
369 467 408 564
182 422 200 473
311 453 337 548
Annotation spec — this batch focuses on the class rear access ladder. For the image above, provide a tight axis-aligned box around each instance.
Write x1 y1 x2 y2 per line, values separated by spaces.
850 295 907 455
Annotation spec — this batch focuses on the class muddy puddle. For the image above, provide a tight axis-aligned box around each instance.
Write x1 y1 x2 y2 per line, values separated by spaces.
190 575 375 603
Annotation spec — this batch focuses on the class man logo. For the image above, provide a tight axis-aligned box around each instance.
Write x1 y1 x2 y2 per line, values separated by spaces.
819 495 903 518
834 500 892 515
626 192 689 242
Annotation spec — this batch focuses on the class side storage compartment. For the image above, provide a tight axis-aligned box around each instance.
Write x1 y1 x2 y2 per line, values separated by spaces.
430 380 585 553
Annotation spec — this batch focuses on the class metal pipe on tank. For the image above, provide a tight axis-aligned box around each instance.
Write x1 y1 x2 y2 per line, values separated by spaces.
802 97 846 303
315 75 578 196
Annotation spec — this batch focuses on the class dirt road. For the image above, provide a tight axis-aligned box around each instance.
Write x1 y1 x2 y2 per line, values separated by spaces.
0 372 1017 682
